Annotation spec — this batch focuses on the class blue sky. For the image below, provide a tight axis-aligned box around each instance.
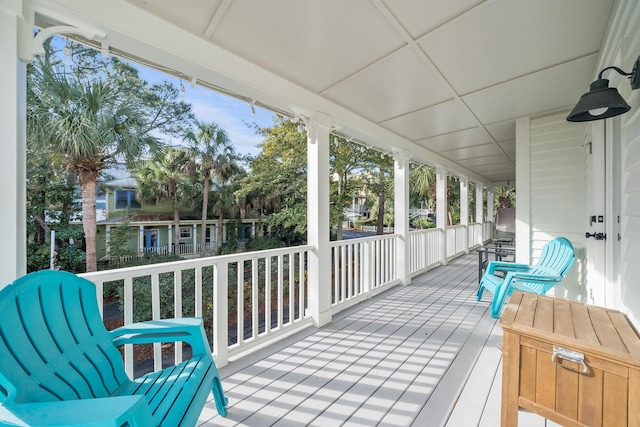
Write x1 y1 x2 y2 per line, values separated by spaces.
135 66 274 157
55 35 274 157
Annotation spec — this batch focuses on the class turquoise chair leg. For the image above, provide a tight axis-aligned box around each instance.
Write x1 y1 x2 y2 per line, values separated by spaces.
491 279 514 318
476 281 485 301
212 376 228 416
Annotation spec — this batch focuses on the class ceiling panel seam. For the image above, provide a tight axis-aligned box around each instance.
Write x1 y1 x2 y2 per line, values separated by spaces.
372 0 512 166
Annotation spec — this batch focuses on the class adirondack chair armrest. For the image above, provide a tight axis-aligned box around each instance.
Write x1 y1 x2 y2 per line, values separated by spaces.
0 395 152 427
486 261 530 274
111 318 209 356
0 372 17 402
511 272 562 282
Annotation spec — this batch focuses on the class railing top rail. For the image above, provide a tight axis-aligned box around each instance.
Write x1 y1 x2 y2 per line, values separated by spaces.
81 245 312 282
328 233 396 248
409 228 443 236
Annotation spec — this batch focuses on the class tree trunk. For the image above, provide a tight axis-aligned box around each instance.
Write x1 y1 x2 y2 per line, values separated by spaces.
376 190 385 235
200 172 210 257
80 174 97 272
217 212 224 255
336 175 344 240
257 207 264 238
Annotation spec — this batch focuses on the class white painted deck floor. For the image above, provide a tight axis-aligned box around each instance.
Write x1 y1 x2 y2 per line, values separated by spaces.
198 254 562 427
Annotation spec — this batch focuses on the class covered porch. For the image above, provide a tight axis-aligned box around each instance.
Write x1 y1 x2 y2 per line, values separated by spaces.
2 1 640 426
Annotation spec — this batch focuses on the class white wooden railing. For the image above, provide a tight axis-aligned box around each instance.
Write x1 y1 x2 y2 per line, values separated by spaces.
329 234 397 313
83 221 493 377
408 228 443 275
83 245 310 377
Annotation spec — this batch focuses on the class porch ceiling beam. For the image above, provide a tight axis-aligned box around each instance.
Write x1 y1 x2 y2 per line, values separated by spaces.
28 0 492 187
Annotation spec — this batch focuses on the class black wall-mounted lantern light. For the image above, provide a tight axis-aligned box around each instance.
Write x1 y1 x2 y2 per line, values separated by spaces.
566 55 640 122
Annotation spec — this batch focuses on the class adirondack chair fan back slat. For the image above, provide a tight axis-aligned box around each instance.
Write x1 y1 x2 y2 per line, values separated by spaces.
0 270 228 427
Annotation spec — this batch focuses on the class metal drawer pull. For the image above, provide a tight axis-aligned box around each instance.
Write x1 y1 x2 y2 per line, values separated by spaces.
551 345 589 374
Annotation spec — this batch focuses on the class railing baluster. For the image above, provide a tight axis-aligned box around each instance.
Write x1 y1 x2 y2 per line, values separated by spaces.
213 261 228 366
340 245 346 302
149 273 161 372
265 256 271 333
237 261 244 345
123 276 134 377
277 254 283 328
298 251 305 319
252 258 259 339
174 269 183 365
289 253 295 324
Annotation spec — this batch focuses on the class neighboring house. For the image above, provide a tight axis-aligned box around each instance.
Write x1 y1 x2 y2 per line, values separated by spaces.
96 177 264 260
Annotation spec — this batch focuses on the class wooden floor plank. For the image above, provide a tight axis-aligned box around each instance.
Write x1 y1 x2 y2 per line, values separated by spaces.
197 254 557 427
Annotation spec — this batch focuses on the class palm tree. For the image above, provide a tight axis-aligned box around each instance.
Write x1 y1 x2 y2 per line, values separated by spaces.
184 121 237 257
409 163 435 209
27 65 157 272
210 164 245 254
137 148 191 253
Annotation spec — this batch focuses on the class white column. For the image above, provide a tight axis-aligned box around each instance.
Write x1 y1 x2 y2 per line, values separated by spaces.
475 184 484 224
460 176 469 253
105 225 111 255
436 167 448 264
515 117 531 263
138 225 145 254
306 112 332 327
487 187 494 227
0 6 27 286
394 150 411 285
192 223 197 251
475 183 484 246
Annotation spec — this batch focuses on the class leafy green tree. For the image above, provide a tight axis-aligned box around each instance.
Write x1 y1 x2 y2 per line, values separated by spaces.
210 164 245 254
184 120 238 256
243 117 308 244
447 175 461 225
409 163 435 210
137 148 192 252
360 151 394 234
108 218 136 260
27 64 159 272
329 136 366 240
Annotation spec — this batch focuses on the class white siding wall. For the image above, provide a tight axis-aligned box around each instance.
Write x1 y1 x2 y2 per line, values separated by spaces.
598 0 640 327
528 112 586 301
621 40 640 327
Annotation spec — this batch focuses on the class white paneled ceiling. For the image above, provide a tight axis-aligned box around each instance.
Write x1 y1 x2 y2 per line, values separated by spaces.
47 0 615 183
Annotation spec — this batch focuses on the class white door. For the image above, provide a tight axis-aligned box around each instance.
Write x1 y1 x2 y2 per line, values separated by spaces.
586 118 622 308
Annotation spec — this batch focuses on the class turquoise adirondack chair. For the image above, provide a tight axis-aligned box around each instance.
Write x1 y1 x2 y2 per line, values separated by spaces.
0 270 228 427
477 237 575 318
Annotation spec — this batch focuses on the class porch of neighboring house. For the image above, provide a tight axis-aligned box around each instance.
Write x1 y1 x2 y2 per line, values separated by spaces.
196 253 561 427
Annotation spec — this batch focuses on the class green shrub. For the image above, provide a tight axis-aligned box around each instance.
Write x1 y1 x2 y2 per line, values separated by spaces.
413 216 435 229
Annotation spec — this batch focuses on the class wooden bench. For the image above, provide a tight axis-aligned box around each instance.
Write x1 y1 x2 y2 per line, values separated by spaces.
0 270 228 426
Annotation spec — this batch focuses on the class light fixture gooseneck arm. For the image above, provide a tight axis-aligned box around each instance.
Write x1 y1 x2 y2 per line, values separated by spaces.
597 66 633 80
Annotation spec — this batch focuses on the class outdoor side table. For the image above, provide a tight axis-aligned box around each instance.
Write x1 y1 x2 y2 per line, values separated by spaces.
476 246 515 283
499 291 640 427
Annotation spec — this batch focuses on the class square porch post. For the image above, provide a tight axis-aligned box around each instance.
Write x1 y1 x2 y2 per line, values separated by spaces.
393 150 411 285
436 167 448 265
0 5 27 286
476 183 484 245
460 176 469 253
306 112 332 327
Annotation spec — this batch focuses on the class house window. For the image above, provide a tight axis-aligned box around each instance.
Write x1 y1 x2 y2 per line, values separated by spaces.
180 227 192 239
115 189 141 210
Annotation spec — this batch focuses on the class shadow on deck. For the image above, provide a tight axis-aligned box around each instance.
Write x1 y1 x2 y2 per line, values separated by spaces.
198 254 557 427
